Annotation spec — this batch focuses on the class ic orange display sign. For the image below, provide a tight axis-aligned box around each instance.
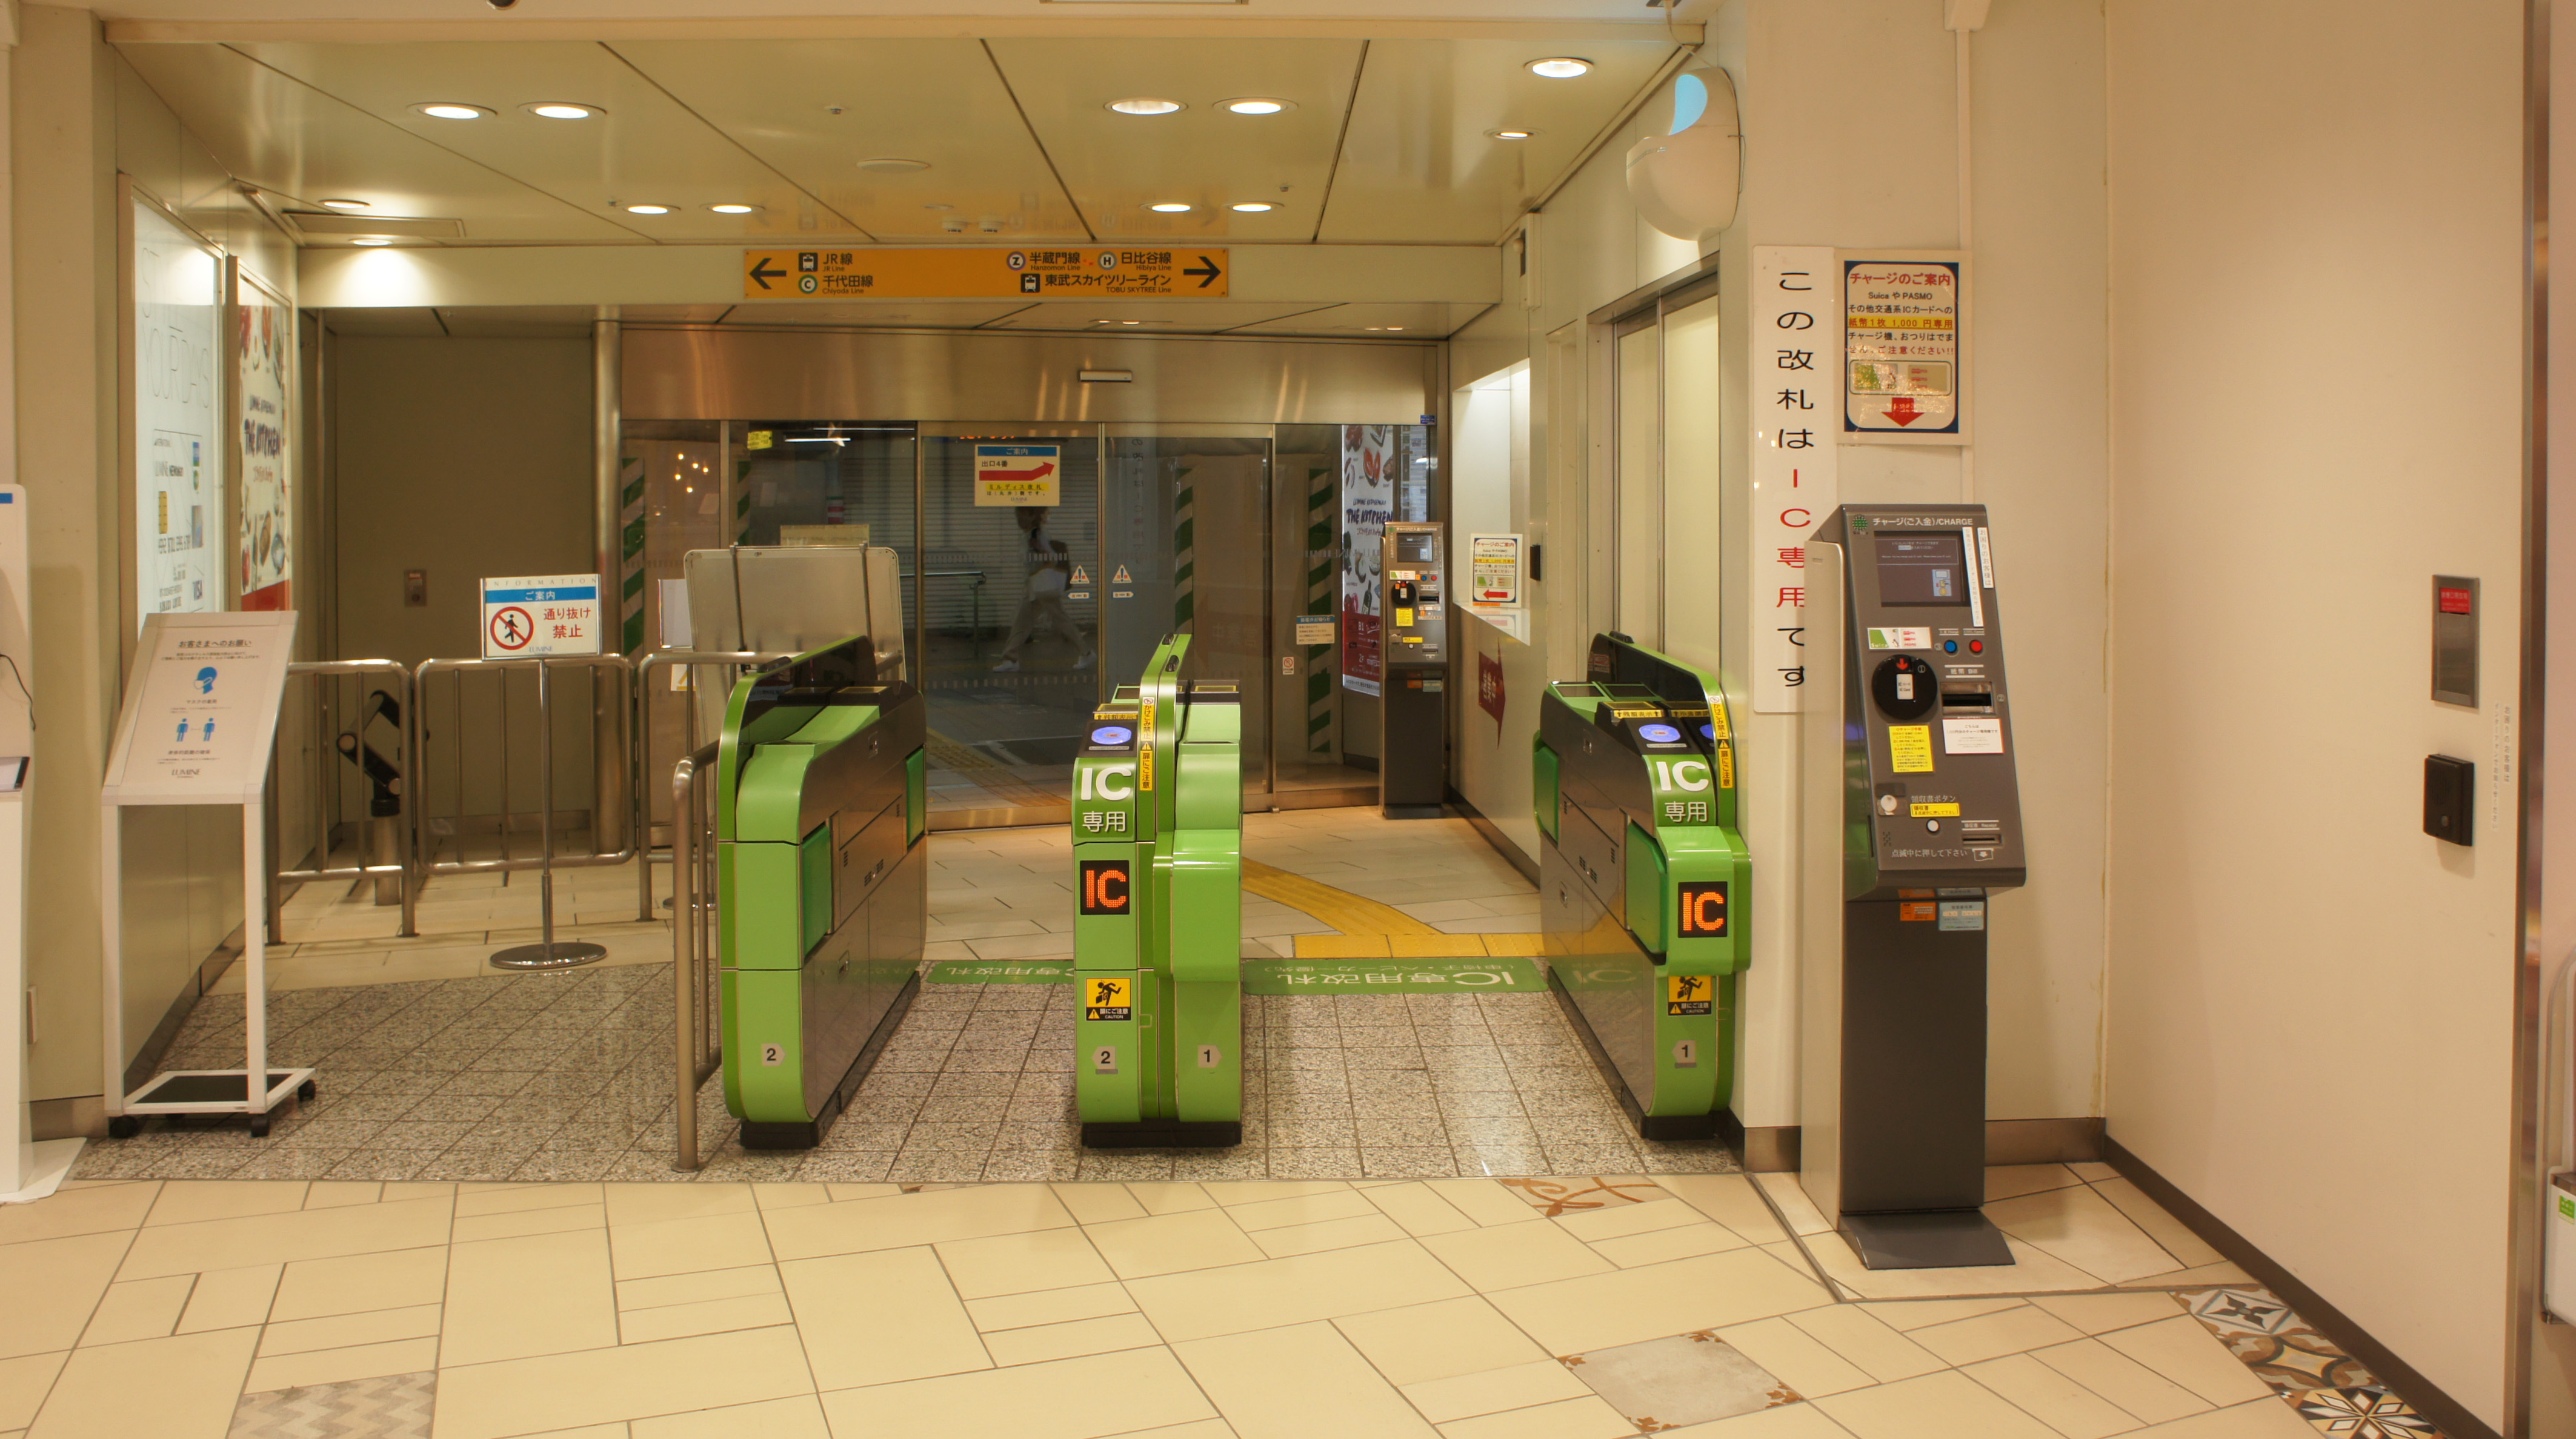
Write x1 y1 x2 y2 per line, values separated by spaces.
1080 860 1131 916
1677 882 1730 938
743 247 1229 300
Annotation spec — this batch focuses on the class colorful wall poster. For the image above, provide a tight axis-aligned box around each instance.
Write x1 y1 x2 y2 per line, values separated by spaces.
1339 424 1394 697
236 269 293 611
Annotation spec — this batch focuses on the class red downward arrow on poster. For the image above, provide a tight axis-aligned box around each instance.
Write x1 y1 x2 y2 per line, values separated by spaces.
986 461 1057 482
1886 396 1923 427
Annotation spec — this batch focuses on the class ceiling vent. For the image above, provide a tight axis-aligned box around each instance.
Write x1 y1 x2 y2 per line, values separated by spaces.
284 212 467 239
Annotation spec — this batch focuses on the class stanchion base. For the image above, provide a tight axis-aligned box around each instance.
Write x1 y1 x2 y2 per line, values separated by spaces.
490 941 609 971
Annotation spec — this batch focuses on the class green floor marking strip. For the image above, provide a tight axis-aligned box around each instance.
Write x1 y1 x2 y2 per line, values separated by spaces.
925 959 1072 985
1243 956 1544 995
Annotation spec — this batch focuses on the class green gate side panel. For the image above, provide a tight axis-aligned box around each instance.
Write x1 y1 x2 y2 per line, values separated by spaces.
905 749 927 843
1173 742 1237 832
722 842 806 971
725 968 811 1123
1659 826 1747 974
799 824 831 955
1172 980 1242 1123
736 745 816 843
1625 823 1668 953
1534 742 1560 841
1166 839 1238 985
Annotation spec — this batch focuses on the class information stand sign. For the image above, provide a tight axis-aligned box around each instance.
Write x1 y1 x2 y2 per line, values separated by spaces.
100 610 307 1135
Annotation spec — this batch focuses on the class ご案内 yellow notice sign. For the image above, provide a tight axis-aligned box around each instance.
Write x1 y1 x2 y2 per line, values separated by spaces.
744 247 1229 300
1888 725 1935 774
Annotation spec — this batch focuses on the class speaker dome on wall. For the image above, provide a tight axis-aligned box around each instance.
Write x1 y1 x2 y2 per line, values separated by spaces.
1625 67 1741 241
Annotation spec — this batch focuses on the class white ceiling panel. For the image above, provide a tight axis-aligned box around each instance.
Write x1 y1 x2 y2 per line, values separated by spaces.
979 299 1337 333
717 300 1040 328
1223 300 1490 336
609 39 1092 242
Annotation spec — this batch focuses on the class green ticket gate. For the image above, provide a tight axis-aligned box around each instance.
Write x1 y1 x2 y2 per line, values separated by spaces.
1533 634 1750 1140
1070 635 1244 1148
718 637 928 1149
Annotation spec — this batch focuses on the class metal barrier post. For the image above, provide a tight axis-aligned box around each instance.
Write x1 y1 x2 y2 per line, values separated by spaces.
268 659 418 941
633 648 799 923
491 657 606 971
673 743 718 1170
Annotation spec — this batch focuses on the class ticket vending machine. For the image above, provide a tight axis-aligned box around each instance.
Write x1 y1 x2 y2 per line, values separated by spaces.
1380 521 1448 819
1071 634 1244 1147
1800 504 2026 1268
1533 634 1751 1138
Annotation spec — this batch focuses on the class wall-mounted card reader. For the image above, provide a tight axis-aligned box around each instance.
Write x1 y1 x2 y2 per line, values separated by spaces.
2425 754 2474 846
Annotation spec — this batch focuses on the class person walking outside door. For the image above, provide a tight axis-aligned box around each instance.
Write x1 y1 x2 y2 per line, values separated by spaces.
993 505 1095 673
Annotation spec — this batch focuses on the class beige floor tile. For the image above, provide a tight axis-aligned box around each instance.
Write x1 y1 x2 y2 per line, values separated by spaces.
2069 1163 2120 1183
968 1281 1139 1332
2121 1260 2256 1290
1248 1214 1411 1259
744 1185 827 1214
2099 1317 2275 1407
1126 1183 1217 1215
1434 1395 1636 1439
456 1184 604 1220
78 1276 191 1347
1799 1231 2106 1301
1420 1219 1615 1291
0 1352 65 1431
1177 1320 1437 1439
2032 1338 2212 1424
1334 1296 1551 1387
1222 1191 1380 1232
764 1183 1074 1261
2034 1292 2188 1336
610 1211 774 1282
937 1228 1119 1298
176 1264 281 1334
145 1180 309 1227
1988 1165 2083 1202
1554 1196 1701 1243
1987 1188 2182 1286
118 1197 453 1281
1486 1249 1830 1356
1085 1209 1264 1280
1129 1240 1475 1343
604 1182 754 1228
1752 1175 1834 1237
1855 1298 2025 1332
454 1203 606 1244
382 1183 458 1205
821 1183 904 1202
819 1345 1214 1439
2122 1400 2317 1437
1419 1180 1545 1229
621 1292 796 1344
1589 1221 1752 1269
1657 1175 1793 1245
261 1303 440 1357
618 1265 782 1312
0 1234 130 1361
442 1229 620 1367
270 1247 447 1322
985 1313 1164 1367
1202 1181 1354 1207
1657 1404 1862 1437
1787 1305 1947 1382
0 1184 158 1246
434 1324 814 1439
781 1247 990 1391
244 1335 439 1392
28 1328 256 1439
1102 1421 1239 1439
631 1394 830 1439
1054 1183 1152 1225
1909 1304 2086 1365
2089 1180 2226 1271
1359 1184 1482 1238
1400 1358 1591 1422
1814 1369 2066 1439
302 1182 385 1211
1963 1353 2146 1439
1711 1317 1877 1399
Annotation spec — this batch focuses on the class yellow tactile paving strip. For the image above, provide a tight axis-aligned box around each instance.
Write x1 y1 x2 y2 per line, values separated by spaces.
1240 859 1545 960
924 731 1060 809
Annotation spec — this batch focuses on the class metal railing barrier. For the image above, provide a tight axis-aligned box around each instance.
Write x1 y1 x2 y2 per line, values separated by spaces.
672 742 720 1171
633 648 803 923
267 659 418 940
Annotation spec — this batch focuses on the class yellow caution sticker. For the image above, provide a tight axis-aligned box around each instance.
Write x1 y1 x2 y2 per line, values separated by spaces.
1666 974 1714 1016
1888 725 1935 774
1717 740 1736 790
1909 801 1960 817
1139 745 1154 792
1084 976 1134 1022
1899 901 1937 922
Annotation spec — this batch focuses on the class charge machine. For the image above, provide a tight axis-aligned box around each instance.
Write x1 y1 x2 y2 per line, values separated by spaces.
1533 634 1751 1138
1071 634 1244 1147
1380 520 1448 819
1800 504 2027 1268
699 545 928 1149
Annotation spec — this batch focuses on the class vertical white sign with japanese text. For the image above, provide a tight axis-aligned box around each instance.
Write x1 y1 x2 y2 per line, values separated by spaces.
1752 246 1842 713
133 197 221 626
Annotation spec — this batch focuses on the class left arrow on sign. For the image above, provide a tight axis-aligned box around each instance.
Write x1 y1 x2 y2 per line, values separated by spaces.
748 256 788 290
1183 255 1223 288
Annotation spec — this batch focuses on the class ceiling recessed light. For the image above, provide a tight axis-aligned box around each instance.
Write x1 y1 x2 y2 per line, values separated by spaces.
412 103 490 121
1222 98 1295 115
523 102 601 120
1489 128 1535 140
1147 202 1194 213
923 202 955 211
350 237 396 247
1363 325 1407 331
1108 98 1184 116
1526 57 1593 79
856 158 931 173
708 204 759 214
624 203 674 215
1230 202 1277 213
319 198 372 210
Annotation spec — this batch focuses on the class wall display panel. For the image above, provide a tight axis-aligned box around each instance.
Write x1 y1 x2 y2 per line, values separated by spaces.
130 192 222 625
235 267 293 611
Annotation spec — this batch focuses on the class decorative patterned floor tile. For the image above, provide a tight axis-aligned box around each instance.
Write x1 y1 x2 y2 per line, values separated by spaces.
229 1371 434 1439
2294 1385 2444 1437
1500 1175 1665 1215
1563 1332 1801 1431
2178 1288 2446 1436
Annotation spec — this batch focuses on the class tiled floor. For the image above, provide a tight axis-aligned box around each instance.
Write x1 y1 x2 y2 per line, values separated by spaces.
0 1172 2443 1438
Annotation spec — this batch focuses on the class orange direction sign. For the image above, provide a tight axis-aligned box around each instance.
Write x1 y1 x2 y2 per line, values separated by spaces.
743 247 1229 300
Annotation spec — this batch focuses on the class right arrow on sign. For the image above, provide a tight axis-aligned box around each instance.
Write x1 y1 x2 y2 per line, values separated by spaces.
1183 255 1222 288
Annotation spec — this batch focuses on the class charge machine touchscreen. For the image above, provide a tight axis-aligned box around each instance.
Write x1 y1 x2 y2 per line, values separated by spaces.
1799 504 2026 1270
1379 522 1448 819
